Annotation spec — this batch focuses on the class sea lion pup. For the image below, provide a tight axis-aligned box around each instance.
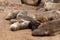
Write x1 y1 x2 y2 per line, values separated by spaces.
10 19 40 31
37 10 60 22
5 10 37 21
21 0 40 6
32 18 60 36
17 10 41 31
17 10 60 31
17 10 37 21
17 10 60 22
6 10 41 31
6 10 60 31
44 0 60 10
10 19 30 31
5 10 19 20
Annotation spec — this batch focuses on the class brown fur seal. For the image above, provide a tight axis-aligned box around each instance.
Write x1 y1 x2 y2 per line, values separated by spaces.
32 18 60 36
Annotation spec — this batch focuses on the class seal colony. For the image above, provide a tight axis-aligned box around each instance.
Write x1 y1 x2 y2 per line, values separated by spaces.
5 0 60 36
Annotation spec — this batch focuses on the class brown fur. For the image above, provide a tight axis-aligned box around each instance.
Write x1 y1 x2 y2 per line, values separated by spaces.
32 18 60 36
37 10 60 22
5 10 60 31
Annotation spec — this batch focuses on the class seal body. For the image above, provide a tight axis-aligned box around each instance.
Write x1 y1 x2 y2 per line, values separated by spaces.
32 18 60 36
10 19 30 31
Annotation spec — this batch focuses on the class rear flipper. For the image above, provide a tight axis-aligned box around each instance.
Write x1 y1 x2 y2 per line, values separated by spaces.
29 20 40 31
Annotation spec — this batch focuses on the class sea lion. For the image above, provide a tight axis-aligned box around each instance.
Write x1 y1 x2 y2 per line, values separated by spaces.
32 18 60 36
6 10 60 31
10 19 30 31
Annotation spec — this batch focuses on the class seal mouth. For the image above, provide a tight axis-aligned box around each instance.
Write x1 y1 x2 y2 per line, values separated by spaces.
10 27 17 31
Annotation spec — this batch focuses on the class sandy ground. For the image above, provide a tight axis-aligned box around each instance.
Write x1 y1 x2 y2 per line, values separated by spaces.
0 0 60 40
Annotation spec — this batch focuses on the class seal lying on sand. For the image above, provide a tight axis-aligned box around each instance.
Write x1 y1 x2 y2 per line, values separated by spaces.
5 10 60 22
32 18 60 36
5 10 60 31
6 10 41 31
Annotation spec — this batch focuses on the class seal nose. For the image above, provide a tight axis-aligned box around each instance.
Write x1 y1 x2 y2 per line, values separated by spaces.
10 27 16 31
